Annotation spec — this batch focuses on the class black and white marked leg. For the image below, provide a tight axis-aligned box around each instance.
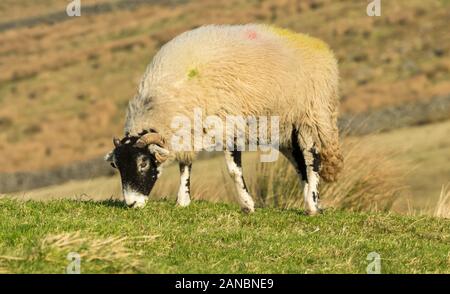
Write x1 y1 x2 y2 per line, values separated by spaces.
301 137 322 215
224 150 255 213
286 126 321 215
176 162 192 207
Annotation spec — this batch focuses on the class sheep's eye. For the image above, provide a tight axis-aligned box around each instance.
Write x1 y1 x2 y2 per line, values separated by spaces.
110 163 117 169
139 161 148 169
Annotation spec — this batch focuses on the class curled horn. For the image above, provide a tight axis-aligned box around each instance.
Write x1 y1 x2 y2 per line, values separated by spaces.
135 133 166 148
135 133 168 162
149 145 169 163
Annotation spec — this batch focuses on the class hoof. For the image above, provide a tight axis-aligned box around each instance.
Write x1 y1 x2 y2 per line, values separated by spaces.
176 199 191 207
241 207 255 214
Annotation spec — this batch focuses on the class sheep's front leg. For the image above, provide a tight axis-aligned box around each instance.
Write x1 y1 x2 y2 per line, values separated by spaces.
224 150 255 213
176 162 192 207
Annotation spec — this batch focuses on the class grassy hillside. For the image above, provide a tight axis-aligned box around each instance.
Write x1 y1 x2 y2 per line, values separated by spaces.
0 0 449 172
0 198 449 273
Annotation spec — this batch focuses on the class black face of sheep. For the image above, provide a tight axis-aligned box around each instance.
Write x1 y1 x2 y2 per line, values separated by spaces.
105 133 168 208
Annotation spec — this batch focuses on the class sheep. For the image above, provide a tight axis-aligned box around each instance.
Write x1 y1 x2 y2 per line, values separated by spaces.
105 24 343 214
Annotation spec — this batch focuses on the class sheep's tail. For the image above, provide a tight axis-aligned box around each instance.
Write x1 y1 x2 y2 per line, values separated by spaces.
316 100 343 183
298 119 343 183
319 143 343 182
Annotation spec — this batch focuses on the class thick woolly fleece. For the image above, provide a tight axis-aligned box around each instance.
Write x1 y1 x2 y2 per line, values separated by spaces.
125 24 343 182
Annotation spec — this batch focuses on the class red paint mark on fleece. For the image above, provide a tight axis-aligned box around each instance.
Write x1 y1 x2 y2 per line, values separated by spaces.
245 30 257 40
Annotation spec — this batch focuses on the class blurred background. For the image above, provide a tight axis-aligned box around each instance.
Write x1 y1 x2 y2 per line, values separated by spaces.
0 0 449 215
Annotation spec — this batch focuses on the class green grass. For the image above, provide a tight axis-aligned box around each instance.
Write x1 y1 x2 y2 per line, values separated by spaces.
0 199 449 273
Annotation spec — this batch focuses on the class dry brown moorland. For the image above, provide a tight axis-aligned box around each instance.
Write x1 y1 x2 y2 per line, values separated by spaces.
0 0 449 172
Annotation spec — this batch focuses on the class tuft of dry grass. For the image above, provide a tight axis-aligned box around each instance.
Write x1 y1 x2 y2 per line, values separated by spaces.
433 184 450 218
247 137 410 212
248 155 302 209
1 232 159 273
40 232 158 272
0 255 26 272
319 138 409 212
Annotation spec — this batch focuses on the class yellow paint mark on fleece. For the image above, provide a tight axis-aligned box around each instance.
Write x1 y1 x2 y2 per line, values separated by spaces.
269 26 330 52
187 68 199 79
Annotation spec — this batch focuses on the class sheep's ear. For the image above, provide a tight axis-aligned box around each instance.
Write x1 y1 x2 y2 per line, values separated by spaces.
104 150 114 162
104 151 117 168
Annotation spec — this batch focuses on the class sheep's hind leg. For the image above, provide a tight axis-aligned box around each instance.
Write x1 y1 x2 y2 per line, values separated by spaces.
224 150 255 213
300 134 322 215
303 147 322 215
176 162 192 207
289 127 322 215
281 129 309 213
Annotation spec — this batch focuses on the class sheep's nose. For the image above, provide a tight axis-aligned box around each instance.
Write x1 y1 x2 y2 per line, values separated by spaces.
123 189 148 208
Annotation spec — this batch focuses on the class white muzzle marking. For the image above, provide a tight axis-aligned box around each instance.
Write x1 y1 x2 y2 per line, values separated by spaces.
123 189 148 208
